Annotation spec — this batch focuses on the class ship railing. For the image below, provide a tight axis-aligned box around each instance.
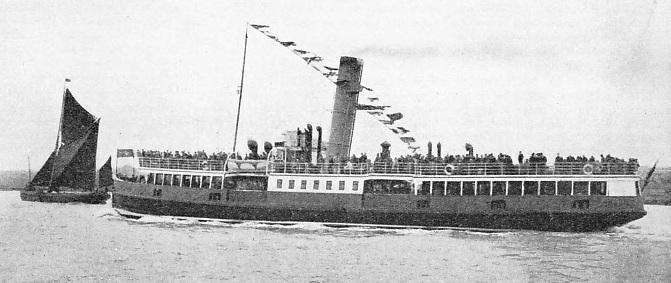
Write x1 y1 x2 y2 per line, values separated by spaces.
267 161 638 176
268 161 374 175
226 159 269 174
138 157 639 176
138 157 226 171
412 162 638 176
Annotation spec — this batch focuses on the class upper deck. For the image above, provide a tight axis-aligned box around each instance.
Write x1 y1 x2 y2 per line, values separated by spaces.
137 157 638 176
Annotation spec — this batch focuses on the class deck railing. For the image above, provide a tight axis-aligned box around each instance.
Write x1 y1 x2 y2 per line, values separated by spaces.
138 157 639 176
138 157 226 171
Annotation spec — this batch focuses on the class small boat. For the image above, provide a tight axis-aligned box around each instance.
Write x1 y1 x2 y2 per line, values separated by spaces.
21 84 110 204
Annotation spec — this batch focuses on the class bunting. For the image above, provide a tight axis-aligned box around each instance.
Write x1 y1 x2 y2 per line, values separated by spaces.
249 23 422 152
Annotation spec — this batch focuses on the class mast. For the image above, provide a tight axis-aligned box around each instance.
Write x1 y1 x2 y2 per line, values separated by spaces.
48 78 69 189
232 24 249 156
27 156 31 185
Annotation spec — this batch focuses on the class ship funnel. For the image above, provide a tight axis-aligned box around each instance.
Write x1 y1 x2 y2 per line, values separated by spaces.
326 56 364 161
305 124 313 163
316 126 323 162
427 142 433 157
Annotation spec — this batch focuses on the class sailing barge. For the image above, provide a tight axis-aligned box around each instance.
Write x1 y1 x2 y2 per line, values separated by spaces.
112 26 646 232
21 87 110 204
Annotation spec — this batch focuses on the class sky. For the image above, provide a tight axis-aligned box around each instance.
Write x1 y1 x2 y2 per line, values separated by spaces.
1 0 669 171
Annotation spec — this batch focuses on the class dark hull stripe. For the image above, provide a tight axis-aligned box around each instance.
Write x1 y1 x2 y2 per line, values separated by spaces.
113 193 646 232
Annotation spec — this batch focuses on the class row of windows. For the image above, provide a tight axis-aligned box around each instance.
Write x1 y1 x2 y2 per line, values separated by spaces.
145 173 627 197
277 179 360 191
419 180 613 196
147 173 223 189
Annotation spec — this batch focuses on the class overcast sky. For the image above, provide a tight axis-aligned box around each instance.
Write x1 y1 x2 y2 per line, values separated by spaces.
1 0 669 171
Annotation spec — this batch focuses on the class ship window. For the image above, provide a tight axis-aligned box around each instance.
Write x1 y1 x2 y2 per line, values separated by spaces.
363 180 412 194
277 179 283 189
507 181 522 195
212 176 223 189
326 181 332 190
182 175 191 187
301 180 307 190
236 178 266 191
432 181 445 196
339 180 345 190
590 181 607 195
540 181 556 195
390 180 412 194
172 175 181 186
147 173 155 184
155 174 164 185
477 181 491 196
202 176 211 189
164 174 172 186
420 181 431 195
352 181 359 191
462 182 475 196
288 180 295 189
446 182 460 195
557 181 571 195
492 181 506 195
574 182 588 195
192 176 201 188
523 181 538 195
313 180 319 190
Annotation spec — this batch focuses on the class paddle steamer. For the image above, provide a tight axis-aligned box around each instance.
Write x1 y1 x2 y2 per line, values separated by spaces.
112 26 647 231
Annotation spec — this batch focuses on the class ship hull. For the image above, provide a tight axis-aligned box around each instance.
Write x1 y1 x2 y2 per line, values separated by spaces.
113 180 646 232
21 189 110 204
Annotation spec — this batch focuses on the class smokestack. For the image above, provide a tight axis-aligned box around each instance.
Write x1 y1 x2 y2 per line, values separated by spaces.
326 56 364 161
427 141 433 157
305 124 313 163
316 126 323 162
436 142 442 159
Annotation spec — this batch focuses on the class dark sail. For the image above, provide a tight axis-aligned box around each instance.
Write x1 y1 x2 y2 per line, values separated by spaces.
29 151 56 187
61 89 97 145
98 156 114 188
29 89 99 190
51 121 99 190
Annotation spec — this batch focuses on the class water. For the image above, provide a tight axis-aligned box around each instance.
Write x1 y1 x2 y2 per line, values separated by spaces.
1 191 670 282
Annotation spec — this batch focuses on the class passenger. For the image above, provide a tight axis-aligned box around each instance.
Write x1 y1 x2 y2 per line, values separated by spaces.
555 153 563 163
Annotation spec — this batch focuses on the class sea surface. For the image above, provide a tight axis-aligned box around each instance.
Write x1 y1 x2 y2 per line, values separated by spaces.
1 191 670 283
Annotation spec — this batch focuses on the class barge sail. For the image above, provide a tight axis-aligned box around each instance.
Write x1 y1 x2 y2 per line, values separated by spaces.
21 86 110 204
112 25 647 231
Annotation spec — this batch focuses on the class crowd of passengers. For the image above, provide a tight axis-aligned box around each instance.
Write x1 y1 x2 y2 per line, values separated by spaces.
138 149 230 160
138 149 273 161
136 141 639 175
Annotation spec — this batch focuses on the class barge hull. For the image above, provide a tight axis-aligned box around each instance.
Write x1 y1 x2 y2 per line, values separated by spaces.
21 190 110 204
